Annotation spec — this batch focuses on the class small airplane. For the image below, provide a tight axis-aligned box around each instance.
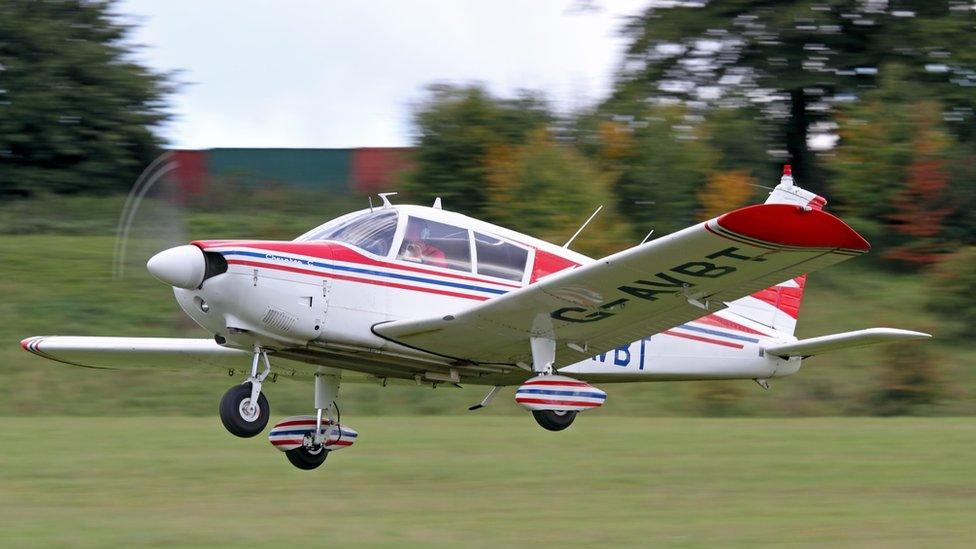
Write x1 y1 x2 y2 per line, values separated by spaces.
21 166 930 470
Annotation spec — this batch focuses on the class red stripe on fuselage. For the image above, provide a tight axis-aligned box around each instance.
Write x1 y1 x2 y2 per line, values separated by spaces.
693 314 771 336
662 330 744 349
197 240 523 289
227 259 489 301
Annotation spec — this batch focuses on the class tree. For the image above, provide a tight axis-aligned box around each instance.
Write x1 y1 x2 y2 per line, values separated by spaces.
0 0 173 196
613 1 976 194
867 342 941 416
697 169 755 221
483 129 630 256
610 105 716 238
927 246 976 337
404 85 552 218
828 66 956 264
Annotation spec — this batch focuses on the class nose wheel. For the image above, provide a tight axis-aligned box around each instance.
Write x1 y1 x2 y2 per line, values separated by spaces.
219 346 272 438
219 382 270 437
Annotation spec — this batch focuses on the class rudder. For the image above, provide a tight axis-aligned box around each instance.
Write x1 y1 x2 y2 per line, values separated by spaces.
724 166 824 336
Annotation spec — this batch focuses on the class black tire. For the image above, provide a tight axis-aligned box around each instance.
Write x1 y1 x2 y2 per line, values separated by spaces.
532 409 577 431
285 446 329 470
218 382 270 438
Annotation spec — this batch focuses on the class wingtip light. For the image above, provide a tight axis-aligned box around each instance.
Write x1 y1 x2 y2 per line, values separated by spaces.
783 164 792 176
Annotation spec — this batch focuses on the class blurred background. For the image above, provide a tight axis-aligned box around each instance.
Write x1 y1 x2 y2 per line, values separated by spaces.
2 2 975 546
1 0 974 418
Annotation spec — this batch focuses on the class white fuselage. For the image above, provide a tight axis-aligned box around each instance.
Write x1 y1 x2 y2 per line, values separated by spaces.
173 205 799 386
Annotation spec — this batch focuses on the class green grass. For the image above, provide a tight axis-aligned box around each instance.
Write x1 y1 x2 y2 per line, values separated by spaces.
0 417 973 547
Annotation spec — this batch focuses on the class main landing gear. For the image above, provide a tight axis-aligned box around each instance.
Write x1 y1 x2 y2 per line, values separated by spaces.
219 346 271 437
514 336 606 431
267 369 348 471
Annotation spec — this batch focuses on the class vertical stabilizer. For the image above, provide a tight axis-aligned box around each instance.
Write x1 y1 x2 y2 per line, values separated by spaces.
724 165 825 336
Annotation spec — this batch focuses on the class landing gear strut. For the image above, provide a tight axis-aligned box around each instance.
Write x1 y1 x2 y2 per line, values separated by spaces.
219 346 271 438
286 368 340 471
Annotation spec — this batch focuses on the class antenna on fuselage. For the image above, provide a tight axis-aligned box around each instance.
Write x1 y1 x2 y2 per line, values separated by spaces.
378 192 398 208
432 197 442 209
368 196 374 212
563 204 603 249
640 229 655 245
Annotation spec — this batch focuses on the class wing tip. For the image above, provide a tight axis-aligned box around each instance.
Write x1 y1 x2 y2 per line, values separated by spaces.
716 204 870 252
20 336 41 353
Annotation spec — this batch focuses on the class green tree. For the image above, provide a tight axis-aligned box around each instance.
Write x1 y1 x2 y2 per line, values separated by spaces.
828 66 957 263
483 129 630 257
612 105 716 238
0 0 173 195
927 246 976 336
613 1 976 193
404 85 552 218
867 342 941 416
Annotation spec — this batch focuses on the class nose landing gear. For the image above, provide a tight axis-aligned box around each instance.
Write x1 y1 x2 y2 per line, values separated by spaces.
218 346 272 438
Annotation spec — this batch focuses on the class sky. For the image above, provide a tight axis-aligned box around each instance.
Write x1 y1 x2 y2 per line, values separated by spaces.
119 0 650 149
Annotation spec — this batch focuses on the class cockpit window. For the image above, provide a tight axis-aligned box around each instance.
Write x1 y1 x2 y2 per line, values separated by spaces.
397 217 472 272
474 232 528 282
301 210 398 256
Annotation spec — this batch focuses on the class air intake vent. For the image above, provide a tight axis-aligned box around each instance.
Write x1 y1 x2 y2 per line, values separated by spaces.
262 308 297 333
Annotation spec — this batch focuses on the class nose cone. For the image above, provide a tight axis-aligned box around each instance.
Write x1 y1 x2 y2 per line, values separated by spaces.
147 245 206 289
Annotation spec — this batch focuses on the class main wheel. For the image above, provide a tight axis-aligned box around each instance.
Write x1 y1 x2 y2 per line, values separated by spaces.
285 446 329 470
219 382 270 438
532 409 577 431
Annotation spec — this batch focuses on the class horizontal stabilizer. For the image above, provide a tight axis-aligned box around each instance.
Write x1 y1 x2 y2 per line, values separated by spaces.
764 328 931 358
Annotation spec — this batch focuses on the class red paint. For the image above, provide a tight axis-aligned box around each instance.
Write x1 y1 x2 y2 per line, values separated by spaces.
20 338 31 351
227 259 490 301
169 150 207 204
662 330 744 349
195 240 522 289
783 164 792 176
808 195 827 211
530 250 579 283
694 314 770 336
274 419 336 428
350 148 414 195
748 275 806 319
514 398 602 407
716 204 870 251
271 439 305 446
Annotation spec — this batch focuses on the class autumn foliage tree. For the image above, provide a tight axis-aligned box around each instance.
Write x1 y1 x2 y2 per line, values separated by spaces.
697 169 756 221
829 69 957 266
885 139 955 265
483 129 630 256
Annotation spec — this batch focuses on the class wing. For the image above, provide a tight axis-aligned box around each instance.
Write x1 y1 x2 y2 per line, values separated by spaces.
763 328 931 358
20 336 248 371
374 204 871 368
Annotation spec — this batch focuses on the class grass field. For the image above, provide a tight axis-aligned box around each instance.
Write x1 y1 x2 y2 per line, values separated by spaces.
1 417 973 547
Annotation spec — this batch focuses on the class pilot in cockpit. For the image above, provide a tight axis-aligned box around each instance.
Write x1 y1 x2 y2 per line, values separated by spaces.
401 220 447 268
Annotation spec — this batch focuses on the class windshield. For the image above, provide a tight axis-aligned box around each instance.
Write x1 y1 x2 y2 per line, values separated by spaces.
299 210 399 256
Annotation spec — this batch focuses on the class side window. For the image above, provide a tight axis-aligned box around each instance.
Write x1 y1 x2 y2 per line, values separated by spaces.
398 217 471 272
474 232 528 282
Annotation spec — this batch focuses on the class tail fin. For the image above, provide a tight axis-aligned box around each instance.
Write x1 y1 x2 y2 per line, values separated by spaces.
724 165 826 336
